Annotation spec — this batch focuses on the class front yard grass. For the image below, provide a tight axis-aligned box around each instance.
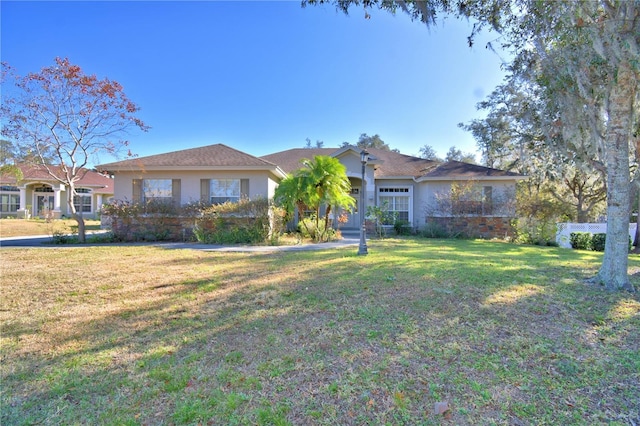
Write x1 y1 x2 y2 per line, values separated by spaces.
1 238 639 425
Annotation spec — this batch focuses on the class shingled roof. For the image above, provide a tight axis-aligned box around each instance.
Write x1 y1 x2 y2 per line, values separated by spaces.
418 160 525 180
97 144 284 174
0 164 113 193
95 143 523 181
260 148 342 174
261 147 523 180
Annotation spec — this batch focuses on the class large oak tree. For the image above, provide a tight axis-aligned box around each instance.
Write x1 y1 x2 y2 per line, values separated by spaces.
306 0 639 291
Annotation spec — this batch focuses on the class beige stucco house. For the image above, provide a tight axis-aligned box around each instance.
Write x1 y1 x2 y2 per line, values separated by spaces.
98 144 287 206
0 164 114 219
97 143 525 238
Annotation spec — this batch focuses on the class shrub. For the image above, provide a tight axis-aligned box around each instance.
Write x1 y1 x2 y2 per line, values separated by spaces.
393 219 412 236
103 197 284 244
366 202 396 238
570 232 592 250
589 232 632 252
297 215 337 242
193 198 275 244
591 233 607 252
420 221 451 238
514 217 558 246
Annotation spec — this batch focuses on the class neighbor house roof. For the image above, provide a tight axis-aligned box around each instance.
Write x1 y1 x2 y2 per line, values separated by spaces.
0 164 114 193
97 144 286 178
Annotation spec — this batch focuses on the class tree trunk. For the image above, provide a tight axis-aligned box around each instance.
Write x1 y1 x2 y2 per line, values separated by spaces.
67 186 86 243
634 196 640 253
596 61 635 292
75 213 86 244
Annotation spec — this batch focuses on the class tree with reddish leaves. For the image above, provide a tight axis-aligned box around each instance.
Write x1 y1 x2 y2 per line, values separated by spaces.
1 57 148 242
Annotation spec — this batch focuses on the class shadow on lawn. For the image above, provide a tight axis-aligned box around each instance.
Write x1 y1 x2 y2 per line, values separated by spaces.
3 240 639 425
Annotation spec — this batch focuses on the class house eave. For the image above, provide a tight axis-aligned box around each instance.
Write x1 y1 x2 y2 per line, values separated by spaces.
99 165 280 172
375 175 418 181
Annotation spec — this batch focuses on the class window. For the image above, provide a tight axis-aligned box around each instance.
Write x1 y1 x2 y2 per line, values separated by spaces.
350 188 359 213
378 187 411 224
73 188 92 213
143 179 173 202
33 185 54 193
452 185 493 216
210 179 240 204
0 186 20 213
133 179 180 205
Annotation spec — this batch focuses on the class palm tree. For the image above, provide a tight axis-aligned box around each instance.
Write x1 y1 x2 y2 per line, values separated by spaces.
274 155 355 241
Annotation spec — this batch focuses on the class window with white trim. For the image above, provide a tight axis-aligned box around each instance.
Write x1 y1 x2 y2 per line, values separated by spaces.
73 188 92 213
378 187 411 224
0 186 20 213
210 179 240 204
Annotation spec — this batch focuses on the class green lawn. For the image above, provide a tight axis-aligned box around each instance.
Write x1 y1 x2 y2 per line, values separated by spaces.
1 238 638 425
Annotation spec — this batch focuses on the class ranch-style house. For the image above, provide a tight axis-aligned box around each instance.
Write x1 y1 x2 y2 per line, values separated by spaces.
97 143 525 238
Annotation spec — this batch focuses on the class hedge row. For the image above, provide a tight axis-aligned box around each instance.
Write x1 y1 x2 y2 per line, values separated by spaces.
102 198 286 244
570 231 632 252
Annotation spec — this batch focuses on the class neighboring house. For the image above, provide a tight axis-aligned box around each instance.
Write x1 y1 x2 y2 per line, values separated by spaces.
0 164 114 219
97 143 526 238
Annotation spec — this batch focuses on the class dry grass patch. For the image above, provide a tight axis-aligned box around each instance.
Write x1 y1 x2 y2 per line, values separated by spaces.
1 239 639 425
0 218 102 238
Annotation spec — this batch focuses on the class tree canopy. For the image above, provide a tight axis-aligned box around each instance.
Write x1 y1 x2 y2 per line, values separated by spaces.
340 133 398 151
305 0 639 291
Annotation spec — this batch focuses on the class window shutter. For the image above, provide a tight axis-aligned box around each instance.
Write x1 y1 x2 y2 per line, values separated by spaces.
132 179 142 203
241 179 249 199
172 179 181 206
201 179 210 203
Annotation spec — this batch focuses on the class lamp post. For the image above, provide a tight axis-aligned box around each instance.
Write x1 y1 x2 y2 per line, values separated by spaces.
358 149 369 255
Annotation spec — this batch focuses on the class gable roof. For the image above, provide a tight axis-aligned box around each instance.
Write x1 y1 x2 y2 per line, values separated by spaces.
262 146 524 181
259 148 340 174
97 143 286 177
95 143 523 182
0 164 114 193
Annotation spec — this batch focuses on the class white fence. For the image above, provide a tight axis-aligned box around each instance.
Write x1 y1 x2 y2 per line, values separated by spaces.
556 223 638 248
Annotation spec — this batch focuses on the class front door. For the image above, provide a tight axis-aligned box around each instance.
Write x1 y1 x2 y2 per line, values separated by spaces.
36 195 55 217
342 187 360 229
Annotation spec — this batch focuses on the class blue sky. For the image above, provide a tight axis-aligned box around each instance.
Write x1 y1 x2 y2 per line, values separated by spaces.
1 1 507 164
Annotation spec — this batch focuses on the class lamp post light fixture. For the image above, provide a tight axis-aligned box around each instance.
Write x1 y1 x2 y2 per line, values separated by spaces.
358 149 369 256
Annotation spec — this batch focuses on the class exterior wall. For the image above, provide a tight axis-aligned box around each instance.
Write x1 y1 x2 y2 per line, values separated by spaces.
112 170 275 204
267 176 279 199
420 180 517 217
415 180 518 239
339 152 366 176
426 216 515 239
